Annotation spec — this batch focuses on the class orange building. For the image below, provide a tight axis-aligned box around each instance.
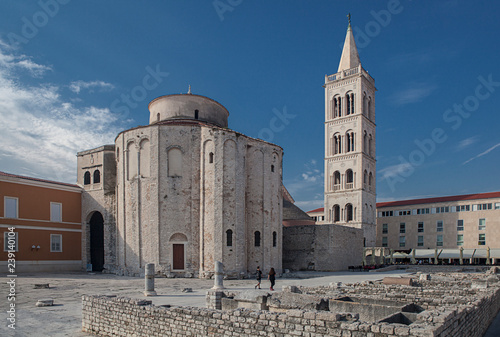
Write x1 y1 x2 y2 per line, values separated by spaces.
0 171 82 272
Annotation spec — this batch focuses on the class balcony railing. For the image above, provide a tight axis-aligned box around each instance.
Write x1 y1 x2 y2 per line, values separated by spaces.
346 182 354 189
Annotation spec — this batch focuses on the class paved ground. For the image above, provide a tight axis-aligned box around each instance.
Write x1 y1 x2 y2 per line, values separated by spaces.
0 270 498 337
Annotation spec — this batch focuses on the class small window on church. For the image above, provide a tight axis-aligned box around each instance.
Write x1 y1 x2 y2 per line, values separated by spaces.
93 169 101 184
272 231 277 247
254 231 261 247
84 171 91 185
209 152 214 164
226 229 233 247
271 165 274 172
195 110 199 119
157 113 160 122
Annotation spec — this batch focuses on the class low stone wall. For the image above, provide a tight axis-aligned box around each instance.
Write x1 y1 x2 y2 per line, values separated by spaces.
82 281 500 337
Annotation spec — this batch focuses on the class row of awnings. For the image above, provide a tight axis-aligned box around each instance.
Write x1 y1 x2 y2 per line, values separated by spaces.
386 248 500 259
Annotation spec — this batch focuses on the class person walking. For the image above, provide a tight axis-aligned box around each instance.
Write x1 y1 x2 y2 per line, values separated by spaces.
268 267 276 291
255 266 262 289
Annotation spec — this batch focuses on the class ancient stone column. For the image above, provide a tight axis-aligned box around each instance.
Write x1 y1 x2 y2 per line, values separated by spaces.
213 261 224 289
144 263 157 296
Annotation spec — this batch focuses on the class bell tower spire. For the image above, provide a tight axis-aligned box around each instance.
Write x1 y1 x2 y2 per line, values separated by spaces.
323 15 377 246
338 14 361 72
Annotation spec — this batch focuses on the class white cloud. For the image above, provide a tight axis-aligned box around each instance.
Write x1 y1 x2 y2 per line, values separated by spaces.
462 142 500 165
378 162 413 182
69 80 115 94
391 82 438 106
456 136 479 151
0 47 123 183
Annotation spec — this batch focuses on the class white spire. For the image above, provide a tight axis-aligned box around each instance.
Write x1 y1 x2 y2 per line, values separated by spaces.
337 14 361 72
187 85 192 94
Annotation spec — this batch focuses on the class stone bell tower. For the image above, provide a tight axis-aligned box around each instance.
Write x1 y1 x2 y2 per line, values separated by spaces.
323 16 377 246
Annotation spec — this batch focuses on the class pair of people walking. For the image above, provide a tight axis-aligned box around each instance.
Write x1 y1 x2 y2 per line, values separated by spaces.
255 266 276 291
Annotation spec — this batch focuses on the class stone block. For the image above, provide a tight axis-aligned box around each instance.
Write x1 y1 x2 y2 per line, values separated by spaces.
382 277 413 286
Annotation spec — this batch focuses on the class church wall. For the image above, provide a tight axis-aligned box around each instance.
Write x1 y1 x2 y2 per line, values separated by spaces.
283 224 363 271
222 139 238 274
158 125 200 276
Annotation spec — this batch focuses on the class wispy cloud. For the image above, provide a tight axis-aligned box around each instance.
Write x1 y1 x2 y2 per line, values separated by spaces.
390 82 438 106
284 159 323 203
0 45 124 183
456 136 479 151
0 52 51 77
378 162 413 182
462 142 500 165
69 80 115 94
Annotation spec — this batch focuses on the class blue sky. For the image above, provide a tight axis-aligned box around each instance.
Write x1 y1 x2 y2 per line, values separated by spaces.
0 1 499 211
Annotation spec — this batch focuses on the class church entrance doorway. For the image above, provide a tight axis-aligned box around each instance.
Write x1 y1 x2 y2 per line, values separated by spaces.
172 244 185 270
89 212 104 272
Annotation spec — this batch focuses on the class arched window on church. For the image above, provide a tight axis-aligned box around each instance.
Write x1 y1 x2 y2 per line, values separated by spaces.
334 171 341 191
195 109 199 119
364 131 368 153
226 229 233 247
337 96 342 117
93 169 100 184
369 134 373 157
272 231 277 247
271 165 274 172
254 231 261 247
346 92 354 115
363 92 367 116
333 204 340 222
157 113 160 122
209 152 214 164
345 169 354 189
334 134 342 154
369 172 373 192
346 204 353 222
84 171 91 185
368 97 372 121
346 131 354 152
363 170 368 189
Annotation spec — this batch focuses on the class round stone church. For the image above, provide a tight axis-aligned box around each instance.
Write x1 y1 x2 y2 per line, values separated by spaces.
77 92 283 278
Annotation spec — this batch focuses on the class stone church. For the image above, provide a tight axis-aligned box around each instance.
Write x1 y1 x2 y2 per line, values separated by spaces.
77 93 283 277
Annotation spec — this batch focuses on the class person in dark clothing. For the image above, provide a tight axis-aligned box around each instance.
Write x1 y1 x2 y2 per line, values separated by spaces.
268 267 276 291
255 266 262 289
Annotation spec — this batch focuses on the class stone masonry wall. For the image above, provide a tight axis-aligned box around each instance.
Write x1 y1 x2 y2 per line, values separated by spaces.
283 223 363 271
82 279 500 337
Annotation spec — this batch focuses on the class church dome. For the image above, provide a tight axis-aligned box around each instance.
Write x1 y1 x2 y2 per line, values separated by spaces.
148 93 229 127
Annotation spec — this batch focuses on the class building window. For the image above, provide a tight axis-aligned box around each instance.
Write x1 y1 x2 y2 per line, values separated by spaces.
436 221 443 232
254 231 261 247
273 231 277 247
399 223 405 234
194 109 199 119
157 113 160 122
50 234 62 252
478 218 486 231
399 236 405 247
345 170 353 189
333 204 340 222
437 235 443 247
271 165 274 172
495 202 500 210
346 204 353 222
50 202 62 222
93 169 101 184
382 223 388 234
457 220 464 231
457 234 464 246
4 197 18 219
418 222 424 233
478 233 486 246
417 236 424 247
226 229 233 247
3 232 18 252
209 152 214 164
382 237 388 247
84 171 91 185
